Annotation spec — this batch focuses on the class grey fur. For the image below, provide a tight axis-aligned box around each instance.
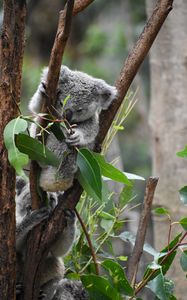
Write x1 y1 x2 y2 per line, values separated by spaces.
15 177 84 300
29 66 117 192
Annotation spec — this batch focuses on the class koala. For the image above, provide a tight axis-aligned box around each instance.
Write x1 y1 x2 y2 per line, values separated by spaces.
15 177 87 300
29 66 117 192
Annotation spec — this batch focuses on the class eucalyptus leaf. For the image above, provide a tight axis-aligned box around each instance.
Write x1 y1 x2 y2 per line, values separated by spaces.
179 217 187 231
179 186 187 205
119 185 133 208
3 118 29 179
81 274 122 300
118 231 158 258
154 207 170 216
50 123 65 142
92 152 131 186
16 133 59 167
180 250 187 272
102 259 134 296
147 274 175 300
77 149 102 200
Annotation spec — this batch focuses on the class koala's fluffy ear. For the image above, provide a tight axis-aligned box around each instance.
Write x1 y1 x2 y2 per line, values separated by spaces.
59 66 70 84
100 85 118 110
41 67 49 82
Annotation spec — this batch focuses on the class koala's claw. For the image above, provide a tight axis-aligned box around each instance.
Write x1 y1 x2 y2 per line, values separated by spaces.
29 207 49 225
65 130 83 146
65 135 80 146
38 290 46 299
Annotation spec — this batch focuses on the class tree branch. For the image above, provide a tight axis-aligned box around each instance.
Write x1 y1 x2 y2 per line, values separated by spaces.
75 208 99 275
30 0 75 209
0 0 26 299
127 177 159 285
95 0 173 147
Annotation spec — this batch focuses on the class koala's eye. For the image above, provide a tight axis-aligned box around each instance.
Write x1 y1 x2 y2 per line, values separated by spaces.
102 91 111 100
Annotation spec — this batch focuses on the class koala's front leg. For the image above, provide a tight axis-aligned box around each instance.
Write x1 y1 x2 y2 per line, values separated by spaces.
65 117 99 147
16 207 49 253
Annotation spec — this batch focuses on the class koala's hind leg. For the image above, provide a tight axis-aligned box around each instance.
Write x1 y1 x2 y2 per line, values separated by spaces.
16 207 49 253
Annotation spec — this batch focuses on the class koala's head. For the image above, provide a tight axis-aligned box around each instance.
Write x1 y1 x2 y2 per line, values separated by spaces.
56 66 118 123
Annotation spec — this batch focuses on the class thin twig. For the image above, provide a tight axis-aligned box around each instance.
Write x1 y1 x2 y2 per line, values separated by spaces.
131 231 187 299
75 208 99 275
127 177 159 285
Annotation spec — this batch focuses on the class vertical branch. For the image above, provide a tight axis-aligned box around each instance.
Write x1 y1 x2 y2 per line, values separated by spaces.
127 177 159 284
0 0 26 299
30 0 75 209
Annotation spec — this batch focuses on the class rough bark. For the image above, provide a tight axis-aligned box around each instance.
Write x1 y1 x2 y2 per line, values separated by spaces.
147 0 187 298
0 0 26 299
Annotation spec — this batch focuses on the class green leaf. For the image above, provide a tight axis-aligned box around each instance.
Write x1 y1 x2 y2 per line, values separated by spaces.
119 185 133 208
177 145 187 158
123 172 145 181
147 274 175 300
81 274 122 300
50 123 65 141
154 207 170 216
118 231 159 258
180 250 187 272
77 149 102 200
143 234 182 282
179 217 187 231
161 233 182 253
99 211 115 221
3 118 29 179
102 259 134 296
179 186 187 205
63 94 70 108
100 219 114 232
16 133 59 167
92 153 131 186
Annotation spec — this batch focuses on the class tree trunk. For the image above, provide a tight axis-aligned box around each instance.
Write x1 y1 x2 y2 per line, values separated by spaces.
0 1 26 299
147 0 187 298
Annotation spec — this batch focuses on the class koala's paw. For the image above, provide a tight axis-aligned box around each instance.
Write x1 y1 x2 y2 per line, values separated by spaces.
29 207 49 228
38 290 46 300
65 128 84 146
64 209 76 225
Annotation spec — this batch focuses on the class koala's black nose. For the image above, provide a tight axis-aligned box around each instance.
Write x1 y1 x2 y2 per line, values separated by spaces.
64 109 73 122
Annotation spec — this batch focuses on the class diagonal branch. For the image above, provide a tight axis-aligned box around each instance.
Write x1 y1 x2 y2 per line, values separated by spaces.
96 0 173 147
127 177 159 285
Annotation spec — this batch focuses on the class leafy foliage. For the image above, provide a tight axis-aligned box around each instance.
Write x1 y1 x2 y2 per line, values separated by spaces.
3 118 29 179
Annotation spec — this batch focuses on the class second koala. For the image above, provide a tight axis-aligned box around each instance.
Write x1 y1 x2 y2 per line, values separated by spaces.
29 66 117 192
